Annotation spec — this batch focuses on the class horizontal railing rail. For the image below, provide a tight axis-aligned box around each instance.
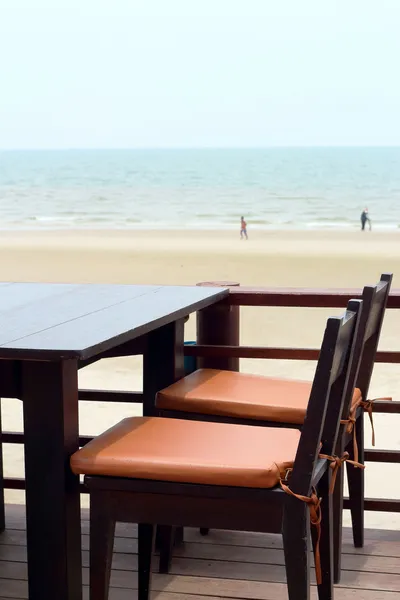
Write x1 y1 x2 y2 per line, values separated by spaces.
3 285 400 512
78 389 143 403
225 286 400 308
184 344 400 363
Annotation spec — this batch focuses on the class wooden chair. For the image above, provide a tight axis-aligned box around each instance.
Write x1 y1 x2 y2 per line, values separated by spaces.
156 273 392 580
71 299 362 600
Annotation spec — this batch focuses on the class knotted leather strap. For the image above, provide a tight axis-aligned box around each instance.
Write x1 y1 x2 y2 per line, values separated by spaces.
340 397 361 462
319 451 365 494
280 478 322 585
278 449 364 585
360 397 391 447
340 396 392 462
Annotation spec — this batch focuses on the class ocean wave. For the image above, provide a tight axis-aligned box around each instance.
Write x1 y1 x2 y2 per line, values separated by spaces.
2 213 397 232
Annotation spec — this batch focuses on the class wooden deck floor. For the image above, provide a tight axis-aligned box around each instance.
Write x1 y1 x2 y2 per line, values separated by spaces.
0 504 399 599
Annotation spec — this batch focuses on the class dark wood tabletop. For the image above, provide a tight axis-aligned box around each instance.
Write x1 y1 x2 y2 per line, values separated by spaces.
0 282 228 360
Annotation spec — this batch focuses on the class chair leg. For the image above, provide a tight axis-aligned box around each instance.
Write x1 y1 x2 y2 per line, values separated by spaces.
332 437 345 584
0 401 5 533
346 415 365 548
138 523 156 600
314 470 334 600
157 525 174 574
332 463 344 584
282 498 310 600
200 528 209 536
90 493 115 600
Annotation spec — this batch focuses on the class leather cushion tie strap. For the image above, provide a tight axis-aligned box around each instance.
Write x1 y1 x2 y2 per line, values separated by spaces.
319 451 365 494
341 396 392 463
278 450 364 585
280 477 322 585
360 397 391 448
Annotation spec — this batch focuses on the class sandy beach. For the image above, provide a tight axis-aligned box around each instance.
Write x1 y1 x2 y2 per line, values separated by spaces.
1 228 400 528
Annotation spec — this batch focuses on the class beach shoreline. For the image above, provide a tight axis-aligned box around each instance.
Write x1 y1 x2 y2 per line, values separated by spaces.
0 226 398 251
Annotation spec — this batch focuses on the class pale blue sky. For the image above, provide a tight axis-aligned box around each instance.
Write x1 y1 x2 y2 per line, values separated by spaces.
1 0 399 149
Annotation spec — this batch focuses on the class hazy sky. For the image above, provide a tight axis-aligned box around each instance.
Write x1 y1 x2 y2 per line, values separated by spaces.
1 1 399 149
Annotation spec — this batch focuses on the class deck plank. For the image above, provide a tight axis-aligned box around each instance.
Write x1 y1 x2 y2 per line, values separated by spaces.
1 577 400 600
3 540 400 575
1 504 400 599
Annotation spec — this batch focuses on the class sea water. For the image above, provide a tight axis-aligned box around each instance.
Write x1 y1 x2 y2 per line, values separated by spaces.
0 147 399 231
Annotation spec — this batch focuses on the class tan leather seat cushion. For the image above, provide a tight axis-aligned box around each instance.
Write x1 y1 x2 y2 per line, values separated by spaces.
157 369 362 425
71 417 300 489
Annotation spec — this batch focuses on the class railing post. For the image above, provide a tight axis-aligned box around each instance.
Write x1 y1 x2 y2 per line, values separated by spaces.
196 281 240 372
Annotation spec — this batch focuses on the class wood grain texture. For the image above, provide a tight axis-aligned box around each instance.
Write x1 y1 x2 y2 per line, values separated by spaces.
1 505 400 599
0 284 227 359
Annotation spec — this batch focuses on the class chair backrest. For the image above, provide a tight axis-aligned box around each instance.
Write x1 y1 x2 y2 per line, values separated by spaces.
320 275 391 455
355 273 392 400
290 300 362 497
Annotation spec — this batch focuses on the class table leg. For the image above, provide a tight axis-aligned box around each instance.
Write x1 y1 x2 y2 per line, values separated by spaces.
0 360 22 533
143 319 185 417
22 359 82 600
143 319 185 572
0 399 5 533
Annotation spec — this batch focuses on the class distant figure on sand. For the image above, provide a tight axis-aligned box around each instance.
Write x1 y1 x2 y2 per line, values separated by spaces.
361 208 371 231
240 216 248 240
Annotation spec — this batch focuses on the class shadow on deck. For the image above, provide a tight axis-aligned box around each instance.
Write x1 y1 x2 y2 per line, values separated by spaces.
1 504 399 599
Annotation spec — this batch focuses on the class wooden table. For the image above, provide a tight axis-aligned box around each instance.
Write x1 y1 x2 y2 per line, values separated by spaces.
0 282 227 600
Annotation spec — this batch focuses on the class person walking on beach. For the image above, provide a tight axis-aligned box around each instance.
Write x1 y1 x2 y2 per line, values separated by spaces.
240 216 248 240
361 207 371 231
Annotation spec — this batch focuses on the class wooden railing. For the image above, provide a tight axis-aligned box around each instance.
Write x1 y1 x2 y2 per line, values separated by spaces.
3 285 400 512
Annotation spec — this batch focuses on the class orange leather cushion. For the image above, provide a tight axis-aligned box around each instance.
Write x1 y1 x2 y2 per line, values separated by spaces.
156 369 362 425
70 416 300 489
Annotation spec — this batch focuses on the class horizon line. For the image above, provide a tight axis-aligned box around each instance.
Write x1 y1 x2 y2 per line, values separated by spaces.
1 145 400 152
